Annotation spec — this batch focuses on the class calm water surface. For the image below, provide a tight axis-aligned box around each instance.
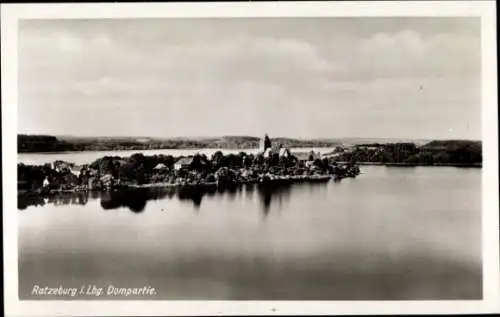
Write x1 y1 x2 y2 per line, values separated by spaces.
18 165 481 300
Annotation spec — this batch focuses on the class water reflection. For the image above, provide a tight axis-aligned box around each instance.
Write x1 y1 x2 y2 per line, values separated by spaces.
18 192 90 210
101 189 156 213
177 186 216 210
18 182 328 214
17 167 482 300
18 195 45 210
257 183 292 217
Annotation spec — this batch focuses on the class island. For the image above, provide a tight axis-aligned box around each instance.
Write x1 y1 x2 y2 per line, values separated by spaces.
18 134 361 196
17 134 482 197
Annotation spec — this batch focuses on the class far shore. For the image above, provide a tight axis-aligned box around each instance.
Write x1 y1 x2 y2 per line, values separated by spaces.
17 136 482 169
18 137 482 198
347 162 482 168
17 146 327 155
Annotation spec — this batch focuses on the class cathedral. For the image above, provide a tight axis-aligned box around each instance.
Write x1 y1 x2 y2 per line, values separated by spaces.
259 134 291 159
259 134 272 151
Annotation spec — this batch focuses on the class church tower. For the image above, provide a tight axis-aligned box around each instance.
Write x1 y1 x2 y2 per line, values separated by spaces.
260 134 272 151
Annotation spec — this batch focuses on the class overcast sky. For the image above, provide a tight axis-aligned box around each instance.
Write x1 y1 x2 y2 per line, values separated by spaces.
18 18 481 139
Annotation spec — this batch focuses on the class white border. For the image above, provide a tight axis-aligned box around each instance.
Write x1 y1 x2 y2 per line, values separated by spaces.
2 2 498 316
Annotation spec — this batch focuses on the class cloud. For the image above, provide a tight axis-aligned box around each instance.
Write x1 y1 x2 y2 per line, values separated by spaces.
149 36 333 73
19 30 84 59
17 19 481 139
71 76 124 95
93 33 112 48
19 22 479 96
359 30 425 58
353 30 479 79
54 31 83 51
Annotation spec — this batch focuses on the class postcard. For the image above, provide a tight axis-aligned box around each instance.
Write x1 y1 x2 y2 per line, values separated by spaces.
2 1 498 316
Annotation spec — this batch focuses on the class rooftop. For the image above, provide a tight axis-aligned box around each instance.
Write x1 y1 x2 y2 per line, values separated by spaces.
175 157 194 165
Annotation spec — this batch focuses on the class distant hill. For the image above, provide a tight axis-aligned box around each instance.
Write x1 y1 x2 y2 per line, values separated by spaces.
335 137 432 146
18 134 479 154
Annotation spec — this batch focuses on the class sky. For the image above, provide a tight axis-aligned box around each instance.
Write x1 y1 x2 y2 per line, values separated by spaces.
18 18 481 139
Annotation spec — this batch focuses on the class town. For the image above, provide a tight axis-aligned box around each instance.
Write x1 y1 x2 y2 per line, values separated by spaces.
18 134 361 195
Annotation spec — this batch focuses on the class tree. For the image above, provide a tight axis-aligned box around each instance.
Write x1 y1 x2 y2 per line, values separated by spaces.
253 153 265 166
222 154 242 168
268 153 280 167
212 151 224 169
244 154 254 167
313 158 324 169
321 157 330 171
191 154 203 171
433 152 451 163
421 152 434 165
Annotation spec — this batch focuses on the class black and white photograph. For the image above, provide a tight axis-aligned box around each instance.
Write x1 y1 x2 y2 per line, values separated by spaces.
2 1 498 316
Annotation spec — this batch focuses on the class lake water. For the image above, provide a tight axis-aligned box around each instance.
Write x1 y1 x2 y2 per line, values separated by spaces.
17 147 335 166
18 163 482 300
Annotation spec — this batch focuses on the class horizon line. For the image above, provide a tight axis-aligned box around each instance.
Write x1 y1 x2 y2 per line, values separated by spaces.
17 133 481 142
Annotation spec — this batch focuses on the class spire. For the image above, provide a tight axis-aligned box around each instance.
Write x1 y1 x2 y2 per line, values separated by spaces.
264 133 271 150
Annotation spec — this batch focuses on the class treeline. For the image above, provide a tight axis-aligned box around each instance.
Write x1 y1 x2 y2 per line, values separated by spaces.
85 151 337 185
18 134 344 153
18 149 358 194
18 135 79 152
17 134 219 152
332 140 482 166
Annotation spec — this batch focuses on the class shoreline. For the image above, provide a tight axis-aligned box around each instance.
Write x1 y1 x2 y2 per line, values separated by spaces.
18 160 482 198
17 140 482 199
18 174 341 197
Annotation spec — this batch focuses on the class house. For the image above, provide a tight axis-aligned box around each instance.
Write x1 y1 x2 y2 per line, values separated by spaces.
43 177 50 188
70 166 82 177
279 147 291 158
174 157 194 170
263 147 275 159
322 152 342 159
295 151 323 168
262 140 293 159
153 163 167 171
52 160 73 173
